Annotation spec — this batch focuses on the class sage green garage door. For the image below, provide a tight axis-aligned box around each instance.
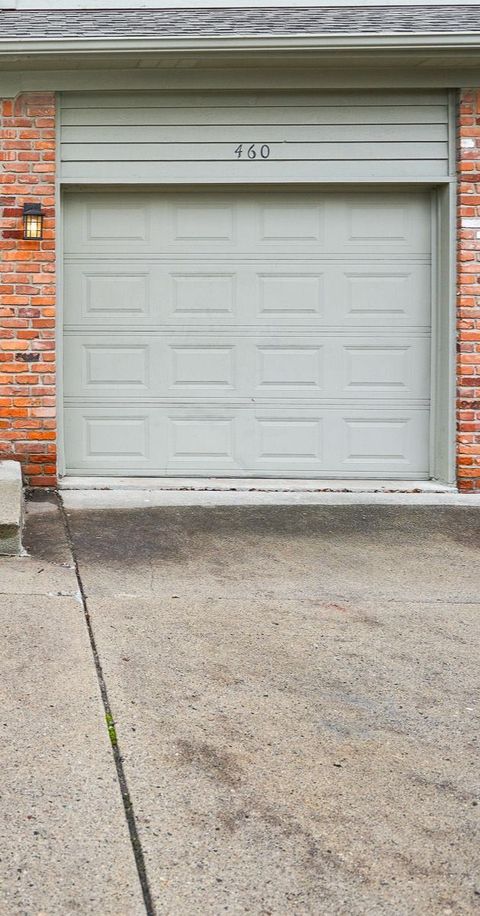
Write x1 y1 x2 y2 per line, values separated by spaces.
63 189 431 478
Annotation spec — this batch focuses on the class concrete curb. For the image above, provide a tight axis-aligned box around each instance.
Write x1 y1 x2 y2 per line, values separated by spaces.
59 476 457 494
61 488 480 510
0 461 23 555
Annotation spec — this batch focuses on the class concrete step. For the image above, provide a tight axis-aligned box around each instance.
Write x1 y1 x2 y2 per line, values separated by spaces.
0 461 23 556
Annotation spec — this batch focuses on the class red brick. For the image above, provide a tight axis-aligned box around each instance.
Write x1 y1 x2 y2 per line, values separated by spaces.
0 92 56 485
458 90 480 491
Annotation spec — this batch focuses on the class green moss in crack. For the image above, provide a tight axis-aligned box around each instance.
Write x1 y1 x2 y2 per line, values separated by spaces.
105 712 118 748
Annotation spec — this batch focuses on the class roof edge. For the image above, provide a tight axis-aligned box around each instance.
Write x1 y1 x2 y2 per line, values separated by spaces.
0 32 480 57
1 32 480 54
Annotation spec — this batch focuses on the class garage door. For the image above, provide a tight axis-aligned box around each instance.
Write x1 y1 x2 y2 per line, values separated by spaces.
63 190 431 478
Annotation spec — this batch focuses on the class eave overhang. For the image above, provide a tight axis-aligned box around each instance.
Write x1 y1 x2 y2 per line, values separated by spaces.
1 31 480 58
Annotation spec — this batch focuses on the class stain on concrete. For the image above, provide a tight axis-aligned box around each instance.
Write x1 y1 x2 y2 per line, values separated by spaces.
174 738 243 788
23 491 72 566
67 504 480 564
67 506 189 565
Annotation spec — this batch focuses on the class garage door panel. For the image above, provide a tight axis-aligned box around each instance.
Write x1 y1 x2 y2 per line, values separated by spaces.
65 411 155 471
64 191 430 257
79 343 150 391
338 338 430 399
338 264 430 326
64 267 153 323
170 344 236 393
340 412 429 472
336 195 431 251
64 334 429 402
64 261 429 330
64 406 429 477
64 195 151 253
168 415 238 470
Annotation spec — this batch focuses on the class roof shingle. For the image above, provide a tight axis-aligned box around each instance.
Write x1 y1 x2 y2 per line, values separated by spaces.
0 6 480 40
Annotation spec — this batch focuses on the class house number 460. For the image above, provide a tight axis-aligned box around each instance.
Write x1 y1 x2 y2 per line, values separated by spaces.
234 143 271 160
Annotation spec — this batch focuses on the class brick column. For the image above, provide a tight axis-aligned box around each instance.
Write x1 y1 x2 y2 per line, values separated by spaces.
457 89 480 491
0 92 56 487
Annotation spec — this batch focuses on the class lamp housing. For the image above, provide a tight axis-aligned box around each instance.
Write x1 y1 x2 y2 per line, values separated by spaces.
23 203 44 241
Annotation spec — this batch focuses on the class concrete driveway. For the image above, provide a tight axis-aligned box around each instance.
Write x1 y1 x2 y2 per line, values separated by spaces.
1 492 479 915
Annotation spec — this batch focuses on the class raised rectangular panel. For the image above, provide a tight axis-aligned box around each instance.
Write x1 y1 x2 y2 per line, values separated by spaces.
348 202 408 243
174 205 234 241
258 275 323 316
85 417 149 459
172 274 235 314
257 347 323 389
171 347 234 389
84 346 148 388
257 419 322 460
344 346 409 390
347 272 412 317
260 204 323 241
86 203 150 241
171 418 234 458
345 419 410 462
85 273 149 317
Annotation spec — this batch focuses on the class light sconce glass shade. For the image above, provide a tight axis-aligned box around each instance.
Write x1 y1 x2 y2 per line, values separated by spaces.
23 203 44 241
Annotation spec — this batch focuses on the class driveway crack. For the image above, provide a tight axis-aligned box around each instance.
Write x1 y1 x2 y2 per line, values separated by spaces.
58 494 155 916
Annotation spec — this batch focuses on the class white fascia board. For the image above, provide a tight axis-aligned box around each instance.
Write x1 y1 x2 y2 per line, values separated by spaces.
0 34 480 54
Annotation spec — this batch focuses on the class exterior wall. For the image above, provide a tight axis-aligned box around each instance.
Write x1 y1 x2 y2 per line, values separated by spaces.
457 90 480 491
0 86 479 488
0 92 56 487
60 89 450 184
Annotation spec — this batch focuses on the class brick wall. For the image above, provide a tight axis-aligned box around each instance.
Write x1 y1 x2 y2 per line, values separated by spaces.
0 92 56 487
458 89 480 491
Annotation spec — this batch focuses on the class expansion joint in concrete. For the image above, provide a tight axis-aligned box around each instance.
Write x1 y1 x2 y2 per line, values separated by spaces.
57 493 156 916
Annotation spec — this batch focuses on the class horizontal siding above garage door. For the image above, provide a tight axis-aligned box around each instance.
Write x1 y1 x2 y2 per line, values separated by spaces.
60 90 450 183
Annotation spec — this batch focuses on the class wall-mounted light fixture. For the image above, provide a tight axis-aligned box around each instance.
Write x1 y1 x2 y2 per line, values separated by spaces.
23 203 44 241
